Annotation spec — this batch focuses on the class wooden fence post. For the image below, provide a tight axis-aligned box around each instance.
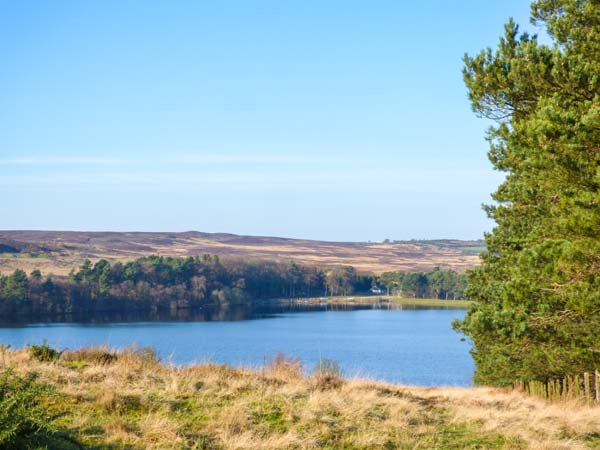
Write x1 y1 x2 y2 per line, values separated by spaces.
522 371 600 403
584 372 591 403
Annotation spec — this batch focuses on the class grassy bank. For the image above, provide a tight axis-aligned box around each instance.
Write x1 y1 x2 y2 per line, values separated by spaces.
2 346 599 449
291 296 472 309
392 297 472 309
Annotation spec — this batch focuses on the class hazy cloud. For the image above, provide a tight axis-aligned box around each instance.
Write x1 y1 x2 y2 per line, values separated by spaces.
0 154 332 166
0 167 503 194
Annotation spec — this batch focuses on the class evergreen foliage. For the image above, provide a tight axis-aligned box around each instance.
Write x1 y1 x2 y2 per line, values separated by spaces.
0 256 466 322
28 340 62 363
0 369 67 450
454 0 600 386
379 267 467 299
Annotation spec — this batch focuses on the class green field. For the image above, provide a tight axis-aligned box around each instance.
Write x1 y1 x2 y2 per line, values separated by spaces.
292 295 472 309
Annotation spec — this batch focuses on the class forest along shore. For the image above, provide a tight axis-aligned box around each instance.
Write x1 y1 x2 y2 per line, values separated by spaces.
3 345 598 450
0 255 470 322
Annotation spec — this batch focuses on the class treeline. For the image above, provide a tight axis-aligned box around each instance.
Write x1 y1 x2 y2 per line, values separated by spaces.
0 255 466 320
378 268 467 300
456 0 600 386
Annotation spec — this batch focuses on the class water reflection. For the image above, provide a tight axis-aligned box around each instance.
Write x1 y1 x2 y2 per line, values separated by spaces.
0 301 453 325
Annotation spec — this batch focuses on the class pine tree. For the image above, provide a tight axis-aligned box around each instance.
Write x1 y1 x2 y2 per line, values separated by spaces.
454 0 600 386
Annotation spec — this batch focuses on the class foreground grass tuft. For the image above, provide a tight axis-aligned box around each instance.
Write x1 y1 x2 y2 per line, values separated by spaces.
0 346 598 449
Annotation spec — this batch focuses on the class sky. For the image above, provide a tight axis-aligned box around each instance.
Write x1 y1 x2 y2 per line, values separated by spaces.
1 1 544 241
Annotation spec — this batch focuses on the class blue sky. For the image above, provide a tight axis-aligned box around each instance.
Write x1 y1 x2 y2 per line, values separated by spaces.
1 1 541 241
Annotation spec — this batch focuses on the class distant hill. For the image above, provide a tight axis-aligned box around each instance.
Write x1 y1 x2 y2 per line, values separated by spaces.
0 230 483 276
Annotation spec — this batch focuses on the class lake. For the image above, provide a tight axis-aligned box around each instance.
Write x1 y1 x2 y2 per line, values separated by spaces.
0 305 474 386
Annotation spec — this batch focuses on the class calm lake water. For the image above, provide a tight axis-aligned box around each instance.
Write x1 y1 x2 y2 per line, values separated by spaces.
0 306 474 386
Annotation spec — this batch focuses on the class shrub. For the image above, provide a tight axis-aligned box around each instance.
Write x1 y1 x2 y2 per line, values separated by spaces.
312 358 343 389
117 346 160 369
61 346 118 366
0 369 61 449
267 352 303 379
28 340 61 362
136 346 159 365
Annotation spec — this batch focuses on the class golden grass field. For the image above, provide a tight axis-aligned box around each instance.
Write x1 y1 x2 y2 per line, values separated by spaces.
0 230 482 276
3 346 600 450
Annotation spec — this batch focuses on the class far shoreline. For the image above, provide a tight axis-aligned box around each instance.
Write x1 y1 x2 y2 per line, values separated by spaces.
274 295 472 310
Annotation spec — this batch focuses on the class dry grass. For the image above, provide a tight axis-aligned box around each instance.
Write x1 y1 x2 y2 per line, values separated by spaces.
3 346 599 449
